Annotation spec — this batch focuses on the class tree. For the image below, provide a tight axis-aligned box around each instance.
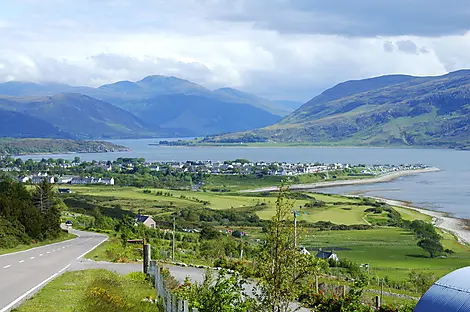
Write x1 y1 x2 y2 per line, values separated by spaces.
256 185 326 312
418 238 443 258
32 178 55 214
408 271 436 295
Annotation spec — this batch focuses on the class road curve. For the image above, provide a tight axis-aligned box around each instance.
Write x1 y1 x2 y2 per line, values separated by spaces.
0 228 107 312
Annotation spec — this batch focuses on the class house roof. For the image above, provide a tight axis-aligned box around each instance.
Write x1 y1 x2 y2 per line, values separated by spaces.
136 215 152 223
414 266 470 312
315 251 336 259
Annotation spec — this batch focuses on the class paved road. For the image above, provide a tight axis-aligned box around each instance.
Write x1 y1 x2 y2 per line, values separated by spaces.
0 228 107 312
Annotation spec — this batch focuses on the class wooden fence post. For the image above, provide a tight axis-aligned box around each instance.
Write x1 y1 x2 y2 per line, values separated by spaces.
192 308 198 312
315 275 319 293
183 300 189 312
178 298 183 312
375 295 381 308
342 285 346 297
143 244 151 274
166 291 171 312
172 294 177 312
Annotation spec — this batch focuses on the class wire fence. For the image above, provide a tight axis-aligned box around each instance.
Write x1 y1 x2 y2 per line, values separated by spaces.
149 260 198 312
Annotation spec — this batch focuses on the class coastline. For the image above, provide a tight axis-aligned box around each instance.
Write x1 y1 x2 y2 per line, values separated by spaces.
366 196 470 245
242 167 441 193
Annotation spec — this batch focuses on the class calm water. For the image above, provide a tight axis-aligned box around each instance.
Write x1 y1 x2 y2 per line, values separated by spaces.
19 139 470 219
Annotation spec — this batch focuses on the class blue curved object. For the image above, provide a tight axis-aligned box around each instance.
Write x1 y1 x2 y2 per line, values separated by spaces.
414 267 470 312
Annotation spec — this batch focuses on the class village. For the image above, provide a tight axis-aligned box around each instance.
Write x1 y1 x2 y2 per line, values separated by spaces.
0 156 430 185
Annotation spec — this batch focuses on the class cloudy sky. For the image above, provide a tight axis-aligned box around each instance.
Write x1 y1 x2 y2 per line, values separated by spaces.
1 0 470 101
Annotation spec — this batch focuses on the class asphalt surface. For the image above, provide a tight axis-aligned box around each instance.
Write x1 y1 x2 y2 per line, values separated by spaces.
0 228 107 312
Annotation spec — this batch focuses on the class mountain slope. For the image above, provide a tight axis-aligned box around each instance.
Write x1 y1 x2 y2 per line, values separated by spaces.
204 70 470 149
0 94 157 139
126 94 281 136
213 88 293 116
0 110 74 139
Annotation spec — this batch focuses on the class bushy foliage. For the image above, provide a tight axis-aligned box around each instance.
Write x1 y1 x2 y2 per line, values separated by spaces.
174 270 257 312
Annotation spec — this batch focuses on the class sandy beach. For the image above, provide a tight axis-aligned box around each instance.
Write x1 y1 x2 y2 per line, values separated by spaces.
242 167 441 193
367 196 470 245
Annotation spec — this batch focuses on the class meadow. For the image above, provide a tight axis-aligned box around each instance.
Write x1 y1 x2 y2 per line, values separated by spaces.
61 184 470 287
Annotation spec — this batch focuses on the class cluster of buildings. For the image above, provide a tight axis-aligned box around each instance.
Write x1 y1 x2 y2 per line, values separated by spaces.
17 173 115 185
149 161 429 177
150 160 350 176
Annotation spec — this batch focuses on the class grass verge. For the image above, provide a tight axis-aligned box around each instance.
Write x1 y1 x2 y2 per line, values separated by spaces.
13 269 158 312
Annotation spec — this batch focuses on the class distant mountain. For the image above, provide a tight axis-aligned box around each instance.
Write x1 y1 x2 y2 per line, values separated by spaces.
213 88 293 116
124 94 281 136
0 94 157 139
0 110 73 139
0 76 288 137
272 100 304 111
203 70 470 149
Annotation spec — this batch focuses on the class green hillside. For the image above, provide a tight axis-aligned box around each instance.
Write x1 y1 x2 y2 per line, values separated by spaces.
0 94 157 139
203 70 470 149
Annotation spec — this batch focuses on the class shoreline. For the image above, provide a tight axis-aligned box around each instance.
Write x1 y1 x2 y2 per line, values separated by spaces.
242 167 441 193
365 196 470 245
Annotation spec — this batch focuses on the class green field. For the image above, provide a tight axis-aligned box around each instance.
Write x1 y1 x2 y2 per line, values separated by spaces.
63 185 373 222
61 184 469 288
302 228 470 281
14 269 156 312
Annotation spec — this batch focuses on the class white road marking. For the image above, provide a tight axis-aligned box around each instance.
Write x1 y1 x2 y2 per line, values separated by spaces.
3 265 11 269
76 237 108 260
30 257 35 260
18 260 24 263
0 264 71 312
39 254 43 256
46 252 50 254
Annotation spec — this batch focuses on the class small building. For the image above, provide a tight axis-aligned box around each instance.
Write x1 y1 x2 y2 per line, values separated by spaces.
101 178 115 185
414 266 470 311
299 246 311 255
18 176 31 183
58 176 75 184
136 215 156 229
31 176 55 184
71 177 92 185
315 250 339 262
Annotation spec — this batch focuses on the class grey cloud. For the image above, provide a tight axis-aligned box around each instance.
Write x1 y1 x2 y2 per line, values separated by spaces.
396 40 418 54
211 0 470 37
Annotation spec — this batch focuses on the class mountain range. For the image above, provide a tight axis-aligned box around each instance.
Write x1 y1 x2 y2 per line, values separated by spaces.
203 70 470 149
0 76 299 139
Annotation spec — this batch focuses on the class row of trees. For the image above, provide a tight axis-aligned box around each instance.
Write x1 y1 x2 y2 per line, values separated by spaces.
0 177 62 248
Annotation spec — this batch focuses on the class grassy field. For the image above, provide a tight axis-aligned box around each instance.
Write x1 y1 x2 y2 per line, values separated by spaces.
63 185 360 215
0 232 76 256
14 269 157 312
302 227 470 281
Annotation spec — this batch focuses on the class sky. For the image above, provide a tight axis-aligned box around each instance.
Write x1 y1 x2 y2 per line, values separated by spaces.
1 0 470 101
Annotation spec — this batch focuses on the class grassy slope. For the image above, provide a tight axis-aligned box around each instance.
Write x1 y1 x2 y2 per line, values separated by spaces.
14 269 156 312
302 228 470 281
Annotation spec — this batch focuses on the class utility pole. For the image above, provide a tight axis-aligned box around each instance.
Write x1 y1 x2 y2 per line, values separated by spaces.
172 216 175 262
293 211 298 248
